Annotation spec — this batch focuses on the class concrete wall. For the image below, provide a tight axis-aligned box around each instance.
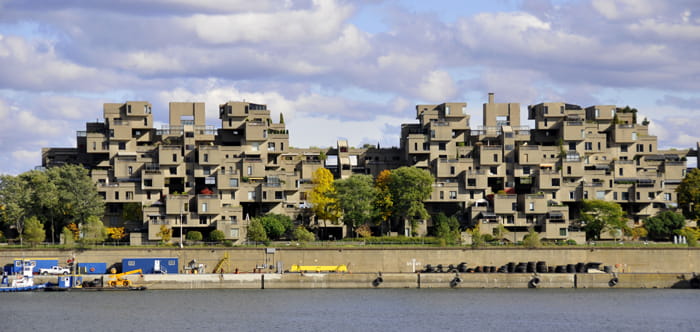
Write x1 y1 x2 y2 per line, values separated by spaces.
2 247 699 275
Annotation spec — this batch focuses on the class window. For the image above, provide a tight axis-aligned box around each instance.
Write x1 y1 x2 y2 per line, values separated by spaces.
568 142 576 151
493 154 498 162
567 166 572 175
523 167 531 175
585 142 592 151
230 229 239 238
529 202 534 211
620 145 628 153
430 130 436 138
199 216 208 225
636 144 643 153
229 178 238 187
552 178 560 186
114 191 120 200
201 203 207 212
268 142 275 151
613 192 618 200
204 154 209 162
203 167 211 175
621 192 629 200
247 166 252 176
450 191 457 199
450 166 455 175
275 191 283 200
619 168 624 176
596 191 605 199
632 132 637 141
648 192 655 199
127 105 132 113
126 192 133 200
439 191 444 199
231 216 238 224
169 167 177 175
172 154 177 162
146 191 151 200
664 193 672 201
438 143 446 150
583 191 588 199
490 166 498 175
569 191 575 200
248 191 256 200
543 106 549 114
118 142 126 150
559 228 567 236
512 202 518 211
128 166 133 175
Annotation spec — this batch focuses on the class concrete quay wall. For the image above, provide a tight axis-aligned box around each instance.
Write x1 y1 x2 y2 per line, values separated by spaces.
2 247 698 274
113 272 697 289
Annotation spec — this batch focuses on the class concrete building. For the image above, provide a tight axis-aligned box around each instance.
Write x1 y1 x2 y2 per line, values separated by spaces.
43 94 688 243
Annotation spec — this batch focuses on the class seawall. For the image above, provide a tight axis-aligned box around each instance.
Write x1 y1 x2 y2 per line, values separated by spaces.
2 247 698 274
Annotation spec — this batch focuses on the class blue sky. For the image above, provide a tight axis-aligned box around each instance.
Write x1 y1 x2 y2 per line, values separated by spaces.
0 0 699 174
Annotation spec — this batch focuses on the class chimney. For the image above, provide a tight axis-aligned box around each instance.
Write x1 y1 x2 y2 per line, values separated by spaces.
488 92 495 104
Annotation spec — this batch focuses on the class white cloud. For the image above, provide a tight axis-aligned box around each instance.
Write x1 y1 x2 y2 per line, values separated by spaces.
592 0 659 20
417 70 457 102
628 19 700 41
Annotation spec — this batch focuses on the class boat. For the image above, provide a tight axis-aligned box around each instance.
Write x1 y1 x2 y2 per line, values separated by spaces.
0 275 48 292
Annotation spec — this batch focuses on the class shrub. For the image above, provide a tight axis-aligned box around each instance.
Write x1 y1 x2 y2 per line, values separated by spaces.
566 239 577 245
482 234 494 242
186 231 203 241
209 230 225 242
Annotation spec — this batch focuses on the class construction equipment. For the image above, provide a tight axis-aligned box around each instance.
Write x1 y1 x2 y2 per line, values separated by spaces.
107 269 143 287
212 252 230 274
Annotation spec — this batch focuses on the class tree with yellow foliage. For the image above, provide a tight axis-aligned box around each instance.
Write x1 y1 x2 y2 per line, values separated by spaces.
106 227 127 243
309 168 341 238
374 169 393 235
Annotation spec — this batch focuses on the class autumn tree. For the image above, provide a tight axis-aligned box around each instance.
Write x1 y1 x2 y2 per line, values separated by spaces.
157 225 172 244
309 168 341 237
373 170 393 235
334 174 377 236
388 167 433 236
676 168 700 220
106 227 127 243
581 200 627 241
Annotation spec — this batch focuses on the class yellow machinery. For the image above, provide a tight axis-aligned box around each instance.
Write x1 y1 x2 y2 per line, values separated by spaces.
289 264 348 273
212 252 231 274
107 269 143 287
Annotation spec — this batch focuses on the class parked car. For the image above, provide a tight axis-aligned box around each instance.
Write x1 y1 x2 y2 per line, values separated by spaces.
39 266 70 275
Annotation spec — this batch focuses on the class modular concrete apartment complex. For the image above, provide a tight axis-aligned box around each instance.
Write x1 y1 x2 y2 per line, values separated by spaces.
42 93 688 244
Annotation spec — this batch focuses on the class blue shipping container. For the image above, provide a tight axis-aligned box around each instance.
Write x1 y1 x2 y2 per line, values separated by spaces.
77 263 107 274
6 259 59 274
121 258 179 274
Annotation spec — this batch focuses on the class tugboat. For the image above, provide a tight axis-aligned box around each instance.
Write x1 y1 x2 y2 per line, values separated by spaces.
0 262 48 292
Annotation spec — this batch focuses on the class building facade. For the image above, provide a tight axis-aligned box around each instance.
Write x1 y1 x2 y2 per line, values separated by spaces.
43 94 688 243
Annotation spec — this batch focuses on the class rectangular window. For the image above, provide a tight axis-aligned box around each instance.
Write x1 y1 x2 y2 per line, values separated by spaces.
439 191 444 199
126 192 133 200
229 178 238 187
523 167 530 175
596 191 605 199
438 143 446 151
203 167 211 175
493 154 498 162
201 203 207 212
620 145 628 153
172 154 177 162
621 192 629 200
169 167 177 175
559 228 567 236
450 191 457 199
247 166 252 176
648 192 655 199
118 142 126 150
268 142 275 151
230 228 239 238
664 193 672 201
529 202 534 211
450 166 455 175
204 154 209 162
569 191 575 199
275 191 283 200
613 192 618 200
552 178 560 186
114 191 120 200
512 202 517 211
636 144 643 153
585 142 592 151
248 191 256 200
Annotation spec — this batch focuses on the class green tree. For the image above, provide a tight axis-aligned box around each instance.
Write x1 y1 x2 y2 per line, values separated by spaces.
522 227 541 248
121 202 143 229
186 231 203 241
47 164 105 230
0 175 32 245
259 214 293 240
292 226 315 242
468 225 484 248
373 169 393 235
62 227 75 247
494 224 510 243
23 216 46 246
388 167 433 235
431 213 460 245
81 215 107 245
581 200 627 241
309 168 341 235
677 168 700 220
334 174 377 236
247 217 268 243
210 230 225 242
19 170 60 243
644 211 686 241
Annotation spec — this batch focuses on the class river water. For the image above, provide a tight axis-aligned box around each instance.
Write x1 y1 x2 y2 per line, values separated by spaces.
1 288 698 331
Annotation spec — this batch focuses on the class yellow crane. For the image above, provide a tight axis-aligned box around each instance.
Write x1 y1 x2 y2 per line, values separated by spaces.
107 269 143 287
212 252 230 274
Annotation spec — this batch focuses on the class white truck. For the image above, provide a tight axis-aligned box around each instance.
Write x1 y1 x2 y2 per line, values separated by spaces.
39 266 70 275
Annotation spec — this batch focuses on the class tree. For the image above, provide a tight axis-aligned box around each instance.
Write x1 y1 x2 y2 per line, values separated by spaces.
259 214 293 240
679 227 699 247
23 216 46 246
210 230 225 242
644 211 686 241
19 170 60 243
676 168 700 220
81 215 107 245
334 174 377 236
46 164 105 229
62 227 75 247
494 224 510 243
581 200 626 241
468 225 484 248
292 226 315 242
121 202 143 229
431 213 460 245
0 175 32 245
106 227 127 243
186 231 203 241
247 217 268 243
157 225 172 244
522 227 541 248
355 224 372 238
309 168 341 236
373 170 393 235
388 167 433 235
